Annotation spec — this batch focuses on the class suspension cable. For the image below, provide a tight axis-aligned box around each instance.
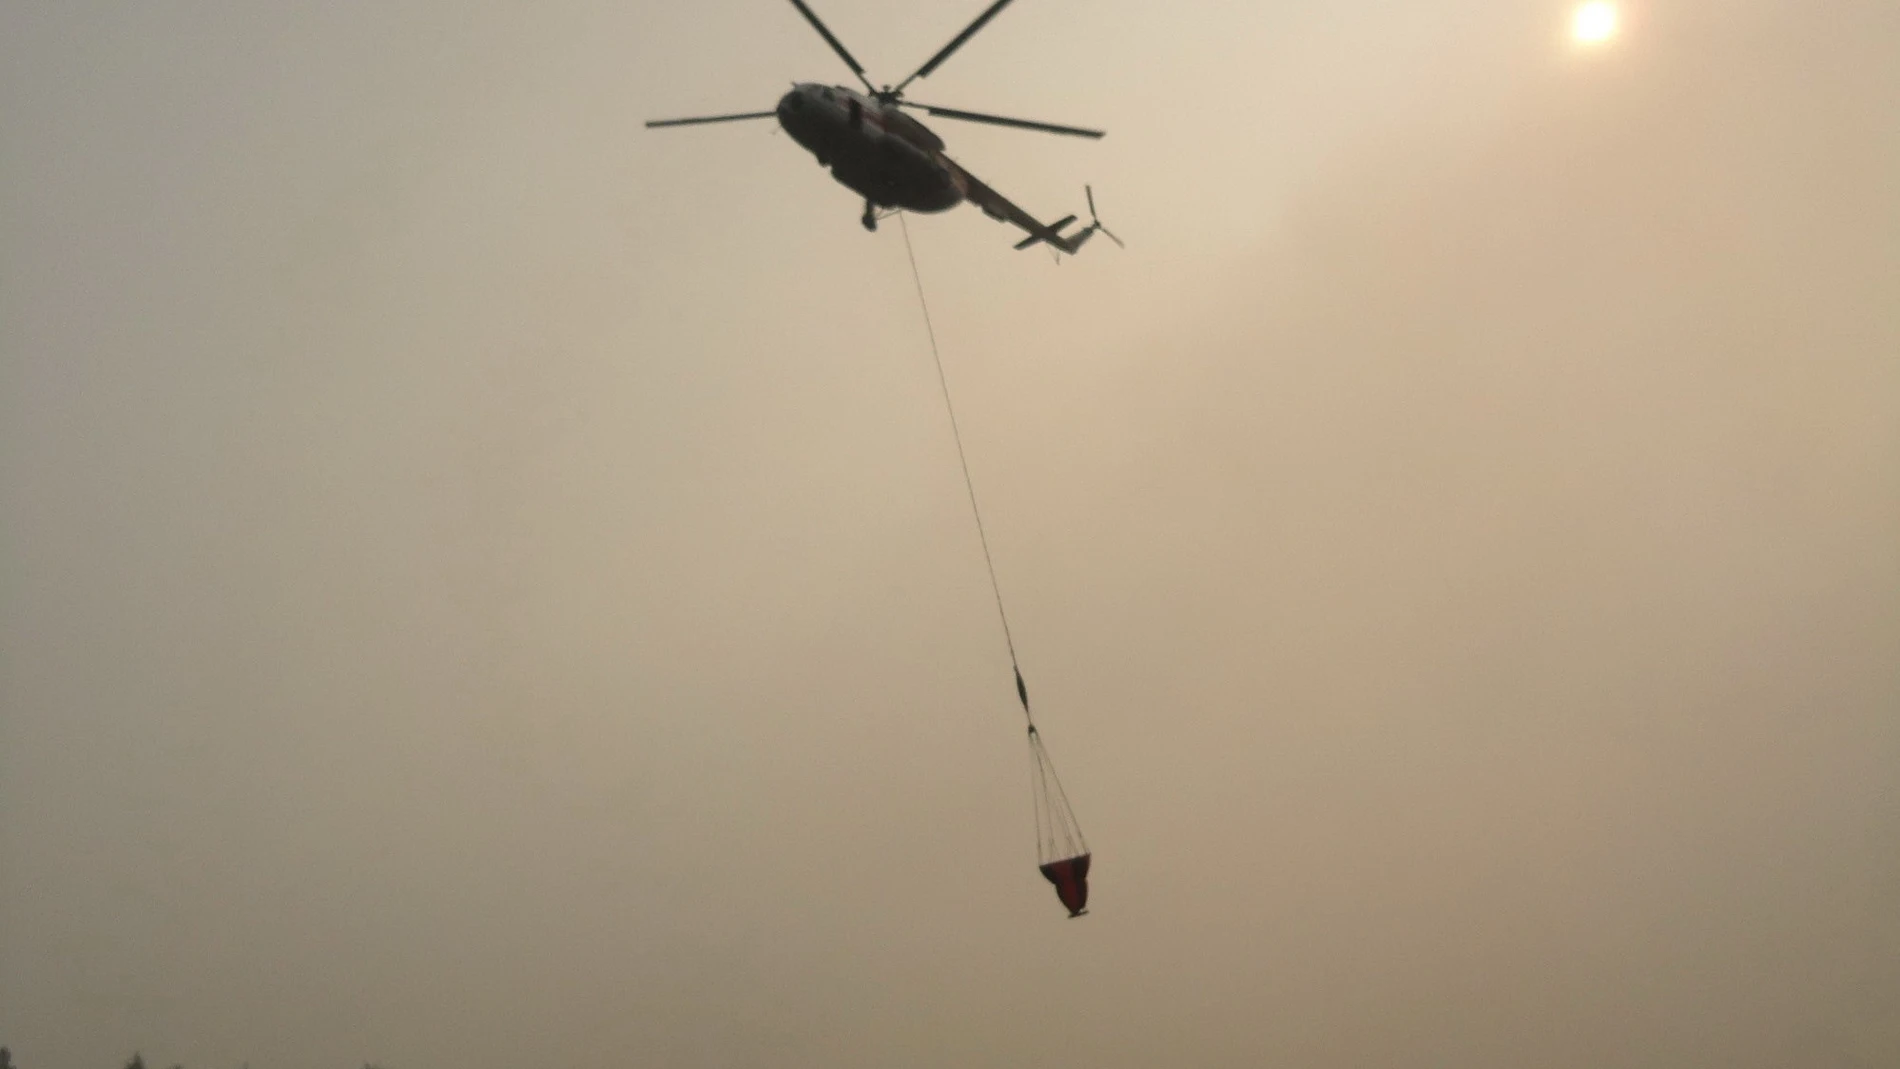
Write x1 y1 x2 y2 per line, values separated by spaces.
897 213 1032 726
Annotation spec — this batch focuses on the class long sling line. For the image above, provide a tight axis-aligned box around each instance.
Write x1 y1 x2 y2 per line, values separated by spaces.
897 212 1034 727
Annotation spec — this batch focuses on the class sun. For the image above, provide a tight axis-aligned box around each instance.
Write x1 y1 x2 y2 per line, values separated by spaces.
1572 1 1619 45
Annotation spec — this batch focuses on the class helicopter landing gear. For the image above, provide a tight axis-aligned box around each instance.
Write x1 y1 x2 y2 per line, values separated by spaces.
861 201 877 232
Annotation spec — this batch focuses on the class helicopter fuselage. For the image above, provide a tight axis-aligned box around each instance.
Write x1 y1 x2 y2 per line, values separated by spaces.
775 83 963 213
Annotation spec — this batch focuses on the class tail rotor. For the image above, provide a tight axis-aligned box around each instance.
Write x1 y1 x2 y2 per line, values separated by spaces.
1082 185 1123 249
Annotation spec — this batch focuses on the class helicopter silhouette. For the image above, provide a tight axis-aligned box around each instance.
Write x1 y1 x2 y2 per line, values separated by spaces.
647 0 1121 253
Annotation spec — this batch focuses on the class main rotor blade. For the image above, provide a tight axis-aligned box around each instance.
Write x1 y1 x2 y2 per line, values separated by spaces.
905 102 1104 139
786 0 876 93
645 111 778 128
894 0 1017 92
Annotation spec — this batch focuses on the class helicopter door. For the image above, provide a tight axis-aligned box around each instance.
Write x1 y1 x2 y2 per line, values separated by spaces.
848 98 862 128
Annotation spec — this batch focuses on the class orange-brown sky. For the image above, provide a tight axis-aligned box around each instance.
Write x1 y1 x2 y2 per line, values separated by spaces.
3 2 1896 1067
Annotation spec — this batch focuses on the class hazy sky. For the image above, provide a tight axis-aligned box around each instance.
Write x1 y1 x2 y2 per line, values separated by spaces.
3 2 1897 1066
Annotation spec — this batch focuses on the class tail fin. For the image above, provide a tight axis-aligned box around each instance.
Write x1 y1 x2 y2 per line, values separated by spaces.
1052 227 1097 255
1052 185 1121 255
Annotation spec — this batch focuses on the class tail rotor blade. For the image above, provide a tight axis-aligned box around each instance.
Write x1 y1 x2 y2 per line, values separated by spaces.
1083 186 1124 249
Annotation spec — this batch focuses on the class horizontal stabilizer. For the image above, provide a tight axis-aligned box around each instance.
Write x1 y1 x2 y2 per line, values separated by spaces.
1013 214 1077 250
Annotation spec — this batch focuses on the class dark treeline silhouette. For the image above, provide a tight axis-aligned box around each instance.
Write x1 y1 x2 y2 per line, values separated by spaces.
0 1051 380 1069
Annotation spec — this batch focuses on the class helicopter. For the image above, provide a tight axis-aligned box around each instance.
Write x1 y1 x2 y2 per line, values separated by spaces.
647 0 1121 254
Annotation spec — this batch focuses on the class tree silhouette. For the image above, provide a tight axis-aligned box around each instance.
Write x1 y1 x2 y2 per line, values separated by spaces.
0 1045 14 1069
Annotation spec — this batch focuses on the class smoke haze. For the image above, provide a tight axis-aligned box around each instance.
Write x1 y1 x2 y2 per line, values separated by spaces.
4 2 1895 1067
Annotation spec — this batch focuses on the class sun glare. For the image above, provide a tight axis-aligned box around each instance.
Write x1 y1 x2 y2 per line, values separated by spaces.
1572 1 1619 45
